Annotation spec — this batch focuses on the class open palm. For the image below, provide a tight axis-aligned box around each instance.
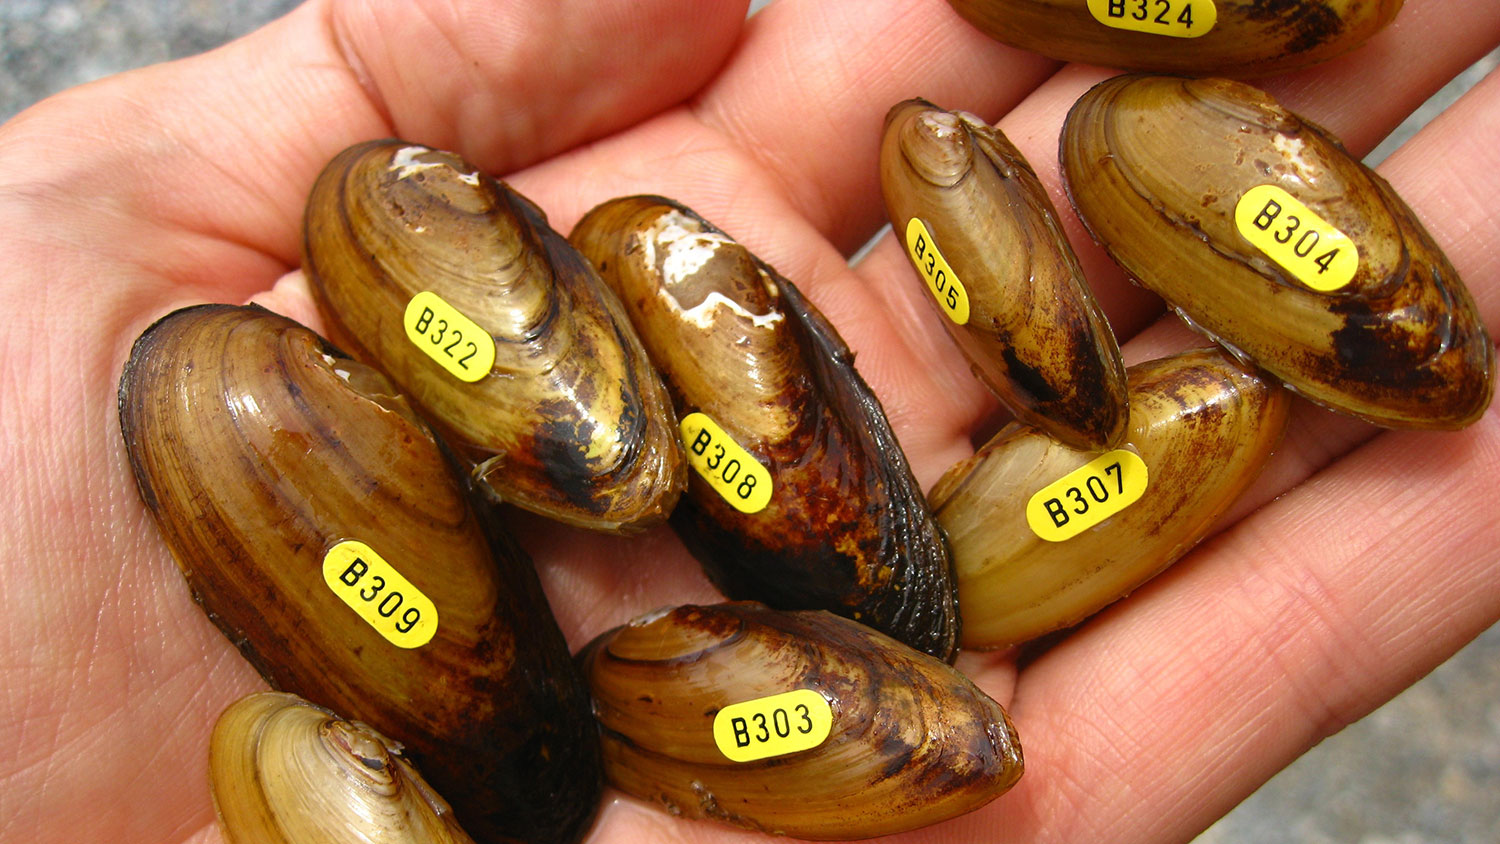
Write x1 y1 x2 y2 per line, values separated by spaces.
2 1 1498 843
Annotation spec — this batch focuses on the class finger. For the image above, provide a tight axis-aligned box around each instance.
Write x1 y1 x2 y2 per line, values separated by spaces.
327 0 750 174
517 518 723 652
689 0 1060 255
506 0 1061 263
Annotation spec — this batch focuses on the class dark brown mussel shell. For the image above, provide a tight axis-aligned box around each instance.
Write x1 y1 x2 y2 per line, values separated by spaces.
945 0 1405 77
930 347 1289 648
118 304 601 844
302 140 685 534
1062 75 1494 428
570 196 960 661
881 99 1128 450
579 603 1023 839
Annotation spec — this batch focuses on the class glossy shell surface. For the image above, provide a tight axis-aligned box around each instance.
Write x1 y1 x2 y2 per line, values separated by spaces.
1062 75 1494 429
303 139 684 534
210 692 479 844
881 99 1127 450
579 603 1023 839
571 196 960 660
118 304 601 844
946 0 1405 76
931 348 1288 648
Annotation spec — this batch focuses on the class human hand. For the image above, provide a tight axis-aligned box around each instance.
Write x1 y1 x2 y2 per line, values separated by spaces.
1 1 1496 843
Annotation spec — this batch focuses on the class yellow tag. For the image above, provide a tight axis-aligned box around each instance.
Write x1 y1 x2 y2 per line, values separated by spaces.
904 219 970 325
680 412 773 514
1026 449 1149 542
712 689 834 762
403 291 496 382
1087 0 1217 38
1235 185 1360 292
322 540 439 649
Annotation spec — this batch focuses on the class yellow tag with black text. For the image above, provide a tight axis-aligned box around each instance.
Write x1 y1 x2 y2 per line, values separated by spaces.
1087 0 1216 38
712 689 834 762
1026 449 1149 542
403 291 496 382
904 219 970 325
322 540 439 649
1235 185 1359 292
680 412 773 514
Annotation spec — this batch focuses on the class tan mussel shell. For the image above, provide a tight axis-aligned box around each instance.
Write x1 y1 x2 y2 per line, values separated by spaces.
881 99 1128 451
945 0 1404 77
931 348 1289 649
579 603 1023 840
211 692 479 844
1062 75 1494 429
117 304 601 844
303 140 684 534
571 196 959 660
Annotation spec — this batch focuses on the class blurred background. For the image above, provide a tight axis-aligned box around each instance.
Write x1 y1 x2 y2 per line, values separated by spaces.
2 1 1496 842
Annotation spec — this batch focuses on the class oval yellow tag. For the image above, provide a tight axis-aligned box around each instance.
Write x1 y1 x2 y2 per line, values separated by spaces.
322 540 439 649
1086 0 1216 38
904 218 970 325
712 689 834 763
1235 185 1360 292
1026 449 1149 542
679 412 774 514
403 291 497 382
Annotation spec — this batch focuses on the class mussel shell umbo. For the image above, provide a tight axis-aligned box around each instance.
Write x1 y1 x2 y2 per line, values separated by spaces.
118 305 601 844
944 0 1405 77
930 347 1289 648
570 196 960 661
302 140 685 534
880 99 1128 451
211 692 479 844
1061 74 1494 429
578 603 1023 839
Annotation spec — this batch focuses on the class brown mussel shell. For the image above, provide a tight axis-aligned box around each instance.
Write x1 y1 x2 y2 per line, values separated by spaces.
211 692 478 844
1062 75 1494 429
570 196 960 661
578 603 1023 839
929 347 1289 649
303 139 685 534
881 99 1128 451
118 304 601 844
945 0 1405 77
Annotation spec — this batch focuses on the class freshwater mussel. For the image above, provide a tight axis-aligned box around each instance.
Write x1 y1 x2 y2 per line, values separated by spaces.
302 140 685 534
118 304 601 844
579 602 1023 839
211 692 477 844
571 196 960 661
944 0 1405 76
881 98 1128 451
931 348 1289 649
1062 74 1495 429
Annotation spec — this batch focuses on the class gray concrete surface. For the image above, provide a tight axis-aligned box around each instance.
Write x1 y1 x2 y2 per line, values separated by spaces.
2 2 1496 842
